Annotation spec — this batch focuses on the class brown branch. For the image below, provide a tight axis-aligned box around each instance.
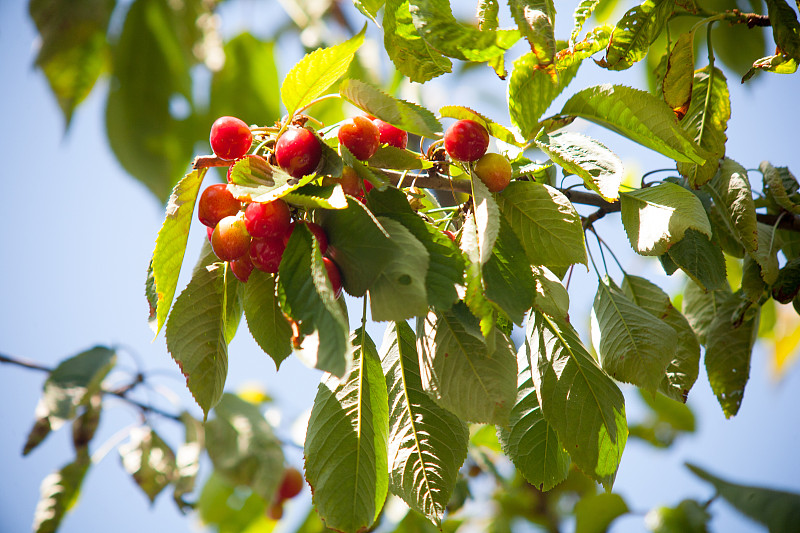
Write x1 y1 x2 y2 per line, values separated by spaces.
726 9 771 28
192 155 232 170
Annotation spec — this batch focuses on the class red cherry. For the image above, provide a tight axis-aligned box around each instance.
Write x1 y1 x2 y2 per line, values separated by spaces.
474 153 512 192
322 257 343 299
206 226 213 243
230 253 254 283
444 119 489 162
244 199 292 239
267 501 283 520
211 216 251 261
443 230 456 242
372 118 408 149
275 126 322 178
338 115 380 160
198 183 241 228
277 467 304 500
249 236 286 273
283 221 328 254
362 180 374 194
340 166 362 197
210 116 252 160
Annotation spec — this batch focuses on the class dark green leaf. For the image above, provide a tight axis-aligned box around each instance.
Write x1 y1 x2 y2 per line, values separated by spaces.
772 258 800 303
767 0 800 62
705 158 758 255
681 280 731 346
32 449 91 533
666 229 728 291
243 271 292 370
762 161 800 215
483 217 537 324
119 427 177 502
603 0 676 70
713 13 766 79
383 0 452 83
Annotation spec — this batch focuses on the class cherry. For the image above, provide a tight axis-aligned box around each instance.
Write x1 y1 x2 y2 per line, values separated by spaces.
474 153 512 192
277 467 304 500
274 126 322 178
284 221 328 254
230 253 254 283
444 119 489 162
267 501 283 520
339 166 362 197
206 226 213 243
244 199 292 239
198 183 241 228
323 257 343 299
211 216 251 261
210 116 252 161
372 118 408 149
338 115 380 160
249 236 286 273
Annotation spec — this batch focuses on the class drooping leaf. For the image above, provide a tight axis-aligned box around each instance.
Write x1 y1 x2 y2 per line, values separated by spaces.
380 322 468 526
772 258 800 303
559 84 706 164
704 158 759 255
204 394 284 504
439 105 520 146
243 271 292 370
340 78 442 139
383 0 452 83
620 182 711 256
662 33 695 119
537 131 624 201
712 6 767 79
666 229 728 292
574 492 629 533
71 394 102 452
280 25 365 117
753 223 781 284
461 176 500 266
532 266 570 319
767 0 800 62
150 168 207 336
645 498 711 533
529 314 627 489
681 280 731 346
496 181 587 268
32 449 91 533
305 329 389 533
173 412 204 511
762 161 800 215
603 0 676 70
509 0 556 63
119 427 177 502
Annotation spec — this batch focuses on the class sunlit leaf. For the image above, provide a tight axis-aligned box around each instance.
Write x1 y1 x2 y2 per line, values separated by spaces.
243 271 292 370
705 158 758 255
574 492 629 533
666 229 728 292
383 0 452 83
119 427 177 502
662 33 694 118
33 449 91 533
603 0 676 70
173 412 204 510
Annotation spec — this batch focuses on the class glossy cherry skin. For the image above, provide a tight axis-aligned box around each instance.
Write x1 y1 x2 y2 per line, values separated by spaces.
274 126 322 178
230 253 254 283
372 118 408 149
198 183 241 228
474 152 512 192
249 236 286 273
284 221 328 254
211 216 251 261
323 257 343 299
277 467 304 500
338 115 380 160
244 199 292 239
210 116 252 160
444 119 490 162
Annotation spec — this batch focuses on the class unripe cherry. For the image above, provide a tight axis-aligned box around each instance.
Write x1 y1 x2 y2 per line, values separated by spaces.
211 216 251 261
474 152 512 192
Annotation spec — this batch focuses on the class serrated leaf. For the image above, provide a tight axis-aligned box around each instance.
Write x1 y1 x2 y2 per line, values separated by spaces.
340 78 441 139
532 266 570 319
529 314 627 489
575 492 629 533
32 449 91 533
559 84 706 164
278 224 351 377
762 161 800 214
687 463 800 531
228 154 316 203
284 184 349 209
119 427 177 502
537 131 624 201
305 329 389 533
419 307 517 425
603 0 675 70
243 270 292 370
767 0 800 62
498 337 570 491
166 260 243 418
662 33 694 119
461 176 500 266
478 0 500 31
369 218 430 321
620 182 711 256
281 25 365 117
380 322 468 525
439 105 520 146
496 181 587 268
150 168 207 336
571 0 604 44
24 346 116 455
173 412 204 511
205 394 284 503
341 144 390 192
681 280 731 346
591 277 676 393
677 66 730 188
622 274 700 402
666 229 728 291
705 158 758 255
383 0 452 83
509 0 556 63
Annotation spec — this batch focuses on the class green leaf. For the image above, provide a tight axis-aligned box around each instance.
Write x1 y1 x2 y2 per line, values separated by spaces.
150 168 207 336
368 146 434 170
620 182 711 256
677 66 730 188
767 0 800 62
705 158 759 255
478 0 500 31
166 261 243 418
32 449 91 533
537 131 624 201
227 154 316 203
461 176 500 266
498 338 570 491
753 223 780 284
772 257 800 303
283 184 349 209
119 427 177 502
369 218 430 322
666 229 728 291
29 0 114 128
280 25 365 117
243 271 292 370
173 412 204 510
681 280 731 346
662 33 695 118
687 463 800 532
340 78 442 139
439 105 520 146
380 322 468 526
509 0 556 63
622 275 700 402
354 0 385 23
341 145 390 191
209 33 280 126
571 0 604 43
197 473 267 532
205 394 284 503
603 0 676 70
71 394 102 451
574 492 629 533
705 293 759 418
529 314 627 489
419 307 517 425
762 161 800 215
559 84 706 165
408 0 519 62
743 53 798 82
591 277 676 393
383 0 452 83
532 266 570 319
278 224 351 377
24 346 116 455
645 499 710 533
305 329 389 533
496 181 587 268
